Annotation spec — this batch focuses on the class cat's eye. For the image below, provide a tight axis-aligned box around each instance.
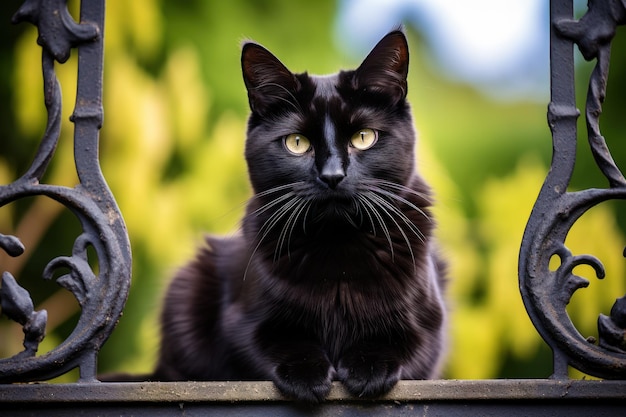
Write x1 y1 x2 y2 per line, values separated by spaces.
350 128 377 150
284 134 311 155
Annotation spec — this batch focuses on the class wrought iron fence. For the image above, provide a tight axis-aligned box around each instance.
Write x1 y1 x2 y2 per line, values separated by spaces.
0 0 624 387
0 0 131 382
519 0 626 379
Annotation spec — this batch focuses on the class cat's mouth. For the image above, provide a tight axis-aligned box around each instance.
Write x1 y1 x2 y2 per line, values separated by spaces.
309 196 361 227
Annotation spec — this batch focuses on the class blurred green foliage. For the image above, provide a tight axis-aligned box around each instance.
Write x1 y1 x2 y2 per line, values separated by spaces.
1 0 625 381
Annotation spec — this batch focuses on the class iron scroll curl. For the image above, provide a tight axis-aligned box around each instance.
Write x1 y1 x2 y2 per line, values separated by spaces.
0 0 131 382
519 0 626 379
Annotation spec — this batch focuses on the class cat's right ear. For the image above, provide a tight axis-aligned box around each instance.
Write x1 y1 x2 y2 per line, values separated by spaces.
241 42 299 115
353 30 409 104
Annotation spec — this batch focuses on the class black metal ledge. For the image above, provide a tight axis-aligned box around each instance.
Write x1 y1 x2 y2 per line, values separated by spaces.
1 380 625 416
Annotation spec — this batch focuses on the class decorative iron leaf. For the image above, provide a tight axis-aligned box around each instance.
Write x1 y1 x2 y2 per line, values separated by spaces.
12 0 98 63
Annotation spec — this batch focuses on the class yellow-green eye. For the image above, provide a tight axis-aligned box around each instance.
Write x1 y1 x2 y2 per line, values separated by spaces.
284 134 311 155
350 128 377 150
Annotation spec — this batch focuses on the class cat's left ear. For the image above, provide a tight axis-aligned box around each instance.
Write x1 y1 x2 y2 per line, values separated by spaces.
241 42 299 115
354 30 409 104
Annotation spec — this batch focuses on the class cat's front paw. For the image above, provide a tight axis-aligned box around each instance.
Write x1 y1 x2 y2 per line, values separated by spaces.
337 350 402 398
271 354 334 403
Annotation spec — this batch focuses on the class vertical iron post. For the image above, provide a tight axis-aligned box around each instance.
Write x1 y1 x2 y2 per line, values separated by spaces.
520 0 626 379
0 0 131 382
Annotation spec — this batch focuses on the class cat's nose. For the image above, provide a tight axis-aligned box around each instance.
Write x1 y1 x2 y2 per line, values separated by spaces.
320 172 345 189
318 153 346 189
319 167 345 189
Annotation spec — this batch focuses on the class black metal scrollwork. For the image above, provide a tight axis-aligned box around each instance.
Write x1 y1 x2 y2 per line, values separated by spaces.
520 0 626 379
0 0 131 382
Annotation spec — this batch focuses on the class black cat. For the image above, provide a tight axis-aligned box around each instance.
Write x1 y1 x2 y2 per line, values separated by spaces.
153 30 447 403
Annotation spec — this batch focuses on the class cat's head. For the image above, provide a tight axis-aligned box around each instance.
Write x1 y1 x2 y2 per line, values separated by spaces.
241 30 419 225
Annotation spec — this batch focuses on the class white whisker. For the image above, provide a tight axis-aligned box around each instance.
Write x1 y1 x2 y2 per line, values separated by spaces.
253 183 296 198
369 192 426 243
372 180 431 201
245 191 302 279
251 192 295 216
372 187 431 223
357 194 394 260
275 198 309 261
369 192 424 243
366 192 416 267
366 180 431 223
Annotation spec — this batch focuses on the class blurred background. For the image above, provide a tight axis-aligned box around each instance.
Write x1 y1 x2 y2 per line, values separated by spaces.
1 0 625 381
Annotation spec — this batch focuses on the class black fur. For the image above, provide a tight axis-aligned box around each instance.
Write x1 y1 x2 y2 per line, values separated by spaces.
153 30 447 403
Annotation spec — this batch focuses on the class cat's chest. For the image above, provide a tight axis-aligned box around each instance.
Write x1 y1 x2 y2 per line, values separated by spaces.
270 233 409 311
251 224 416 315
286 231 389 281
